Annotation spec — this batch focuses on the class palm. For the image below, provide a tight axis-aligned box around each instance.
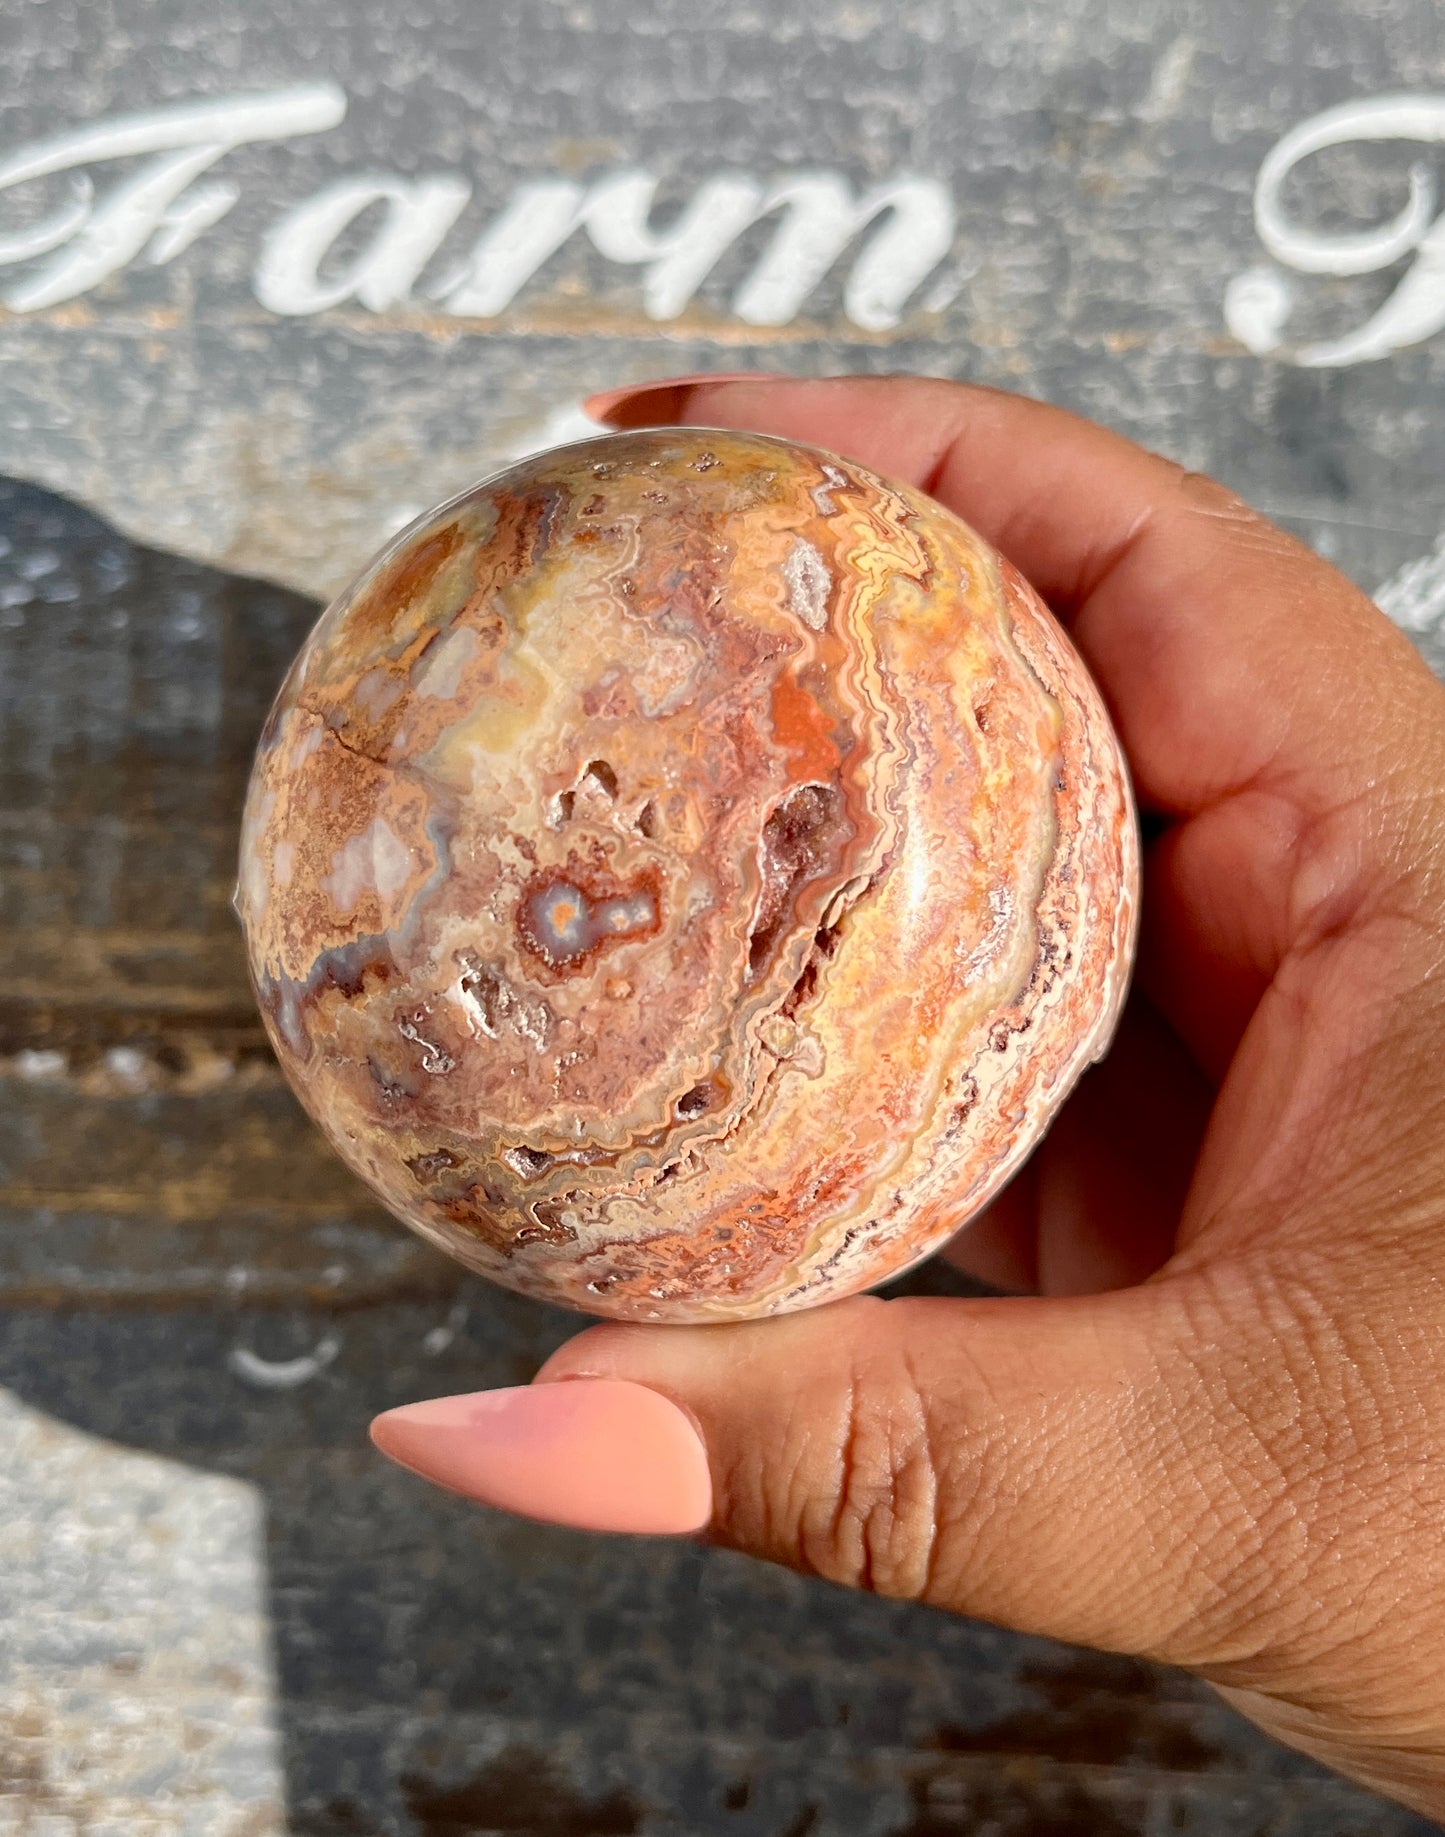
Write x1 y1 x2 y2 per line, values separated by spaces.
599 378 1445 1307
944 987 1209 1293
529 374 1445 1820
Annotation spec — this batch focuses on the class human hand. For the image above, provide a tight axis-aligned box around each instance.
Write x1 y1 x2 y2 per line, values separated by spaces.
371 375 1445 1818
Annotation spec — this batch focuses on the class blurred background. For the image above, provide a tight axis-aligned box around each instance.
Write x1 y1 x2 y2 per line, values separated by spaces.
2 3 1444 1832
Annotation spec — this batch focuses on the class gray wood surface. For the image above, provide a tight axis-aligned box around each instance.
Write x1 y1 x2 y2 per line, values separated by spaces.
2 1 1445 1831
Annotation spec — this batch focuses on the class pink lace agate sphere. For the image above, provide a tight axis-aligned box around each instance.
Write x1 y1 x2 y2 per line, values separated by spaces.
237 429 1138 1321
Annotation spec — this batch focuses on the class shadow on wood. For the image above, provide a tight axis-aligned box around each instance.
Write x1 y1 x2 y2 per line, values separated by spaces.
0 479 1435 1836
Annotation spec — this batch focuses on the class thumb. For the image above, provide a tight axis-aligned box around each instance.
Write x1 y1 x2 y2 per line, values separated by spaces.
376 1283 1239 1667
540 1292 1207 1655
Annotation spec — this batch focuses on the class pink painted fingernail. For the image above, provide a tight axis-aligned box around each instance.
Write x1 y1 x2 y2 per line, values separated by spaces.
369 1378 712 1535
584 372 786 426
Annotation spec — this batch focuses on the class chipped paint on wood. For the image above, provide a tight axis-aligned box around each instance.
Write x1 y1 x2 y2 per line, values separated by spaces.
3 1 1444 1830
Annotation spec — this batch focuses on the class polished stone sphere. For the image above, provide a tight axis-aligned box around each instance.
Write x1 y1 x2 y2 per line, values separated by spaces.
237 428 1138 1321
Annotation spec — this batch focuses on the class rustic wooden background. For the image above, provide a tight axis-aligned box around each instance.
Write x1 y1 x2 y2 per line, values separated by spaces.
3 1 1445 1832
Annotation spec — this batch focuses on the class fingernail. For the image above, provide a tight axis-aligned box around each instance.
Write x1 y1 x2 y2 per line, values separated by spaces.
369 1378 712 1535
584 372 786 427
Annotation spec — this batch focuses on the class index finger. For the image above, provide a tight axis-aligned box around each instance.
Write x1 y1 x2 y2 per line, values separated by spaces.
587 375 1445 1082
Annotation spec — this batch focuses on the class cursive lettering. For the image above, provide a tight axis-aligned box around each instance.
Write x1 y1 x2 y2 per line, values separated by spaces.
0 88 955 331
433 167 955 329
1225 93 1445 366
1377 532 1445 637
254 173 473 313
0 87 347 312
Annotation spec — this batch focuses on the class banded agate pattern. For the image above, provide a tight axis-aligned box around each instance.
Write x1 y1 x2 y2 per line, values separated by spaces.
237 429 1138 1320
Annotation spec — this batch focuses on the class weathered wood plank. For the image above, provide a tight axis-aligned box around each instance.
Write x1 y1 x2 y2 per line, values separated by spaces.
2 3 1444 1831
2 1302 1436 1837
0 473 460 1308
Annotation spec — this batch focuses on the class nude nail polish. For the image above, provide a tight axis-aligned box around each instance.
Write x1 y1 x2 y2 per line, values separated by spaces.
369 1378 713 1536
583 372 785 426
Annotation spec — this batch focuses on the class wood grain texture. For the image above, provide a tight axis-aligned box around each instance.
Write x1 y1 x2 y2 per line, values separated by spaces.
0 478 456 1314
0 0 1441 605
0 476 1436 1837
2 0 1445 1829
4 1300 1440 1837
